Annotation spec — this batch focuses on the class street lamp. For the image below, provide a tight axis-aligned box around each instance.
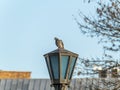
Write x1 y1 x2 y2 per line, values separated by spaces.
44 38 78 90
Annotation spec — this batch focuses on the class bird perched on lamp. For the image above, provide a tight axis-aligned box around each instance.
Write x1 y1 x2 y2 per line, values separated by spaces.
54 37 64 49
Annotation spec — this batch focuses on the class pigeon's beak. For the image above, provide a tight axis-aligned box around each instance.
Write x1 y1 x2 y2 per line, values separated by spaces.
54 37 56 40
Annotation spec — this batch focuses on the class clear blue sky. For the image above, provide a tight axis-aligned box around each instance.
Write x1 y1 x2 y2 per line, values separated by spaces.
0 0 104 78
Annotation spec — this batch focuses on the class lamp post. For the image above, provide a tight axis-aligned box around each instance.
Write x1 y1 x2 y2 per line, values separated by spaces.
44 38 78 90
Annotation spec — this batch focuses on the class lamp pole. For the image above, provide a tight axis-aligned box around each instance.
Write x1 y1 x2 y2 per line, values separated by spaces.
44 37 78 90
54 85 67 90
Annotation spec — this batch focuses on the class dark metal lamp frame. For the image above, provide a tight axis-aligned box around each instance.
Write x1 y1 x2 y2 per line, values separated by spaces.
44 48 78 90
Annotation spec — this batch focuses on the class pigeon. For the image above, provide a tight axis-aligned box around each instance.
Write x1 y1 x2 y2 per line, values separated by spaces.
54 37 64 49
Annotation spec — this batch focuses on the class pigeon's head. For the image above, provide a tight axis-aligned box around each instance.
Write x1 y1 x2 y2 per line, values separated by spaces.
54 37 59 40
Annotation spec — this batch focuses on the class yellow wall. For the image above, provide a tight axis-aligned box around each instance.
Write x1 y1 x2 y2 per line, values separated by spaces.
0 71 31 79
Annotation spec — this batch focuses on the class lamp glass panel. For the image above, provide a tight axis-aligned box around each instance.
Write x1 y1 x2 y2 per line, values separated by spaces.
61 55 69 79
50 55 59 79
45 57 52 79
69 57 76 79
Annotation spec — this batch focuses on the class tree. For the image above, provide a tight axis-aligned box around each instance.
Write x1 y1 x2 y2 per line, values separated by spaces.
76 0 120 54
74 0 120 89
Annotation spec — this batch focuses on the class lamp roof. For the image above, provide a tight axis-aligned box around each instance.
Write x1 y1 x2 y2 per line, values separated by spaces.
44 48 78 57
